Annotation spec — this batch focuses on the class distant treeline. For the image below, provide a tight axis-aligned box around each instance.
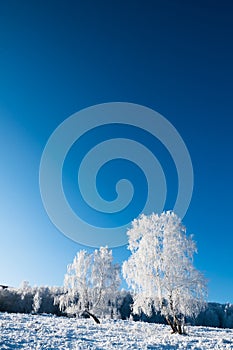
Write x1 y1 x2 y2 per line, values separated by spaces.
0 284 232 329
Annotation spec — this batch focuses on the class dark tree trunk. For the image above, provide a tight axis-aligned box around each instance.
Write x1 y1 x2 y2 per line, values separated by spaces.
84 310 100 324
166 294 185 334
174 315 183 334
166 317 184 334
166 316 178 333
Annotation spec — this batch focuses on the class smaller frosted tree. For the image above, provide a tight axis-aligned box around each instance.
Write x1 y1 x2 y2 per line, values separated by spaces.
91 246 121 317
63 250 91 315
60 247 121 322
123 211 207 334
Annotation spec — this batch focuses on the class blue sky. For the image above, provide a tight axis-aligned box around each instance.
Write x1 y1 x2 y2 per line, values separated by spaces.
0 1 232 303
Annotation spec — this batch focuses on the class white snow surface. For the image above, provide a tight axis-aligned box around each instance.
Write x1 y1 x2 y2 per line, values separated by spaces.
0 312 233 349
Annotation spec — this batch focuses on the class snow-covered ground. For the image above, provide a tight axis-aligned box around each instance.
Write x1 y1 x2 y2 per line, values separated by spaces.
0 312 233 349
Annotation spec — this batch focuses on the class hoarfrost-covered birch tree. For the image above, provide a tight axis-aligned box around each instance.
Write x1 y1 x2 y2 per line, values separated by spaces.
122 211 207 334
59 247 121 322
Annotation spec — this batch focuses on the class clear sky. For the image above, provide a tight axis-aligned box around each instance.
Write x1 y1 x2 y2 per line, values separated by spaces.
0 1 232 303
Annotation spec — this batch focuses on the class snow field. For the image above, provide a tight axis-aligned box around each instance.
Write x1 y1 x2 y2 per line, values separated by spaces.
0 312 233 349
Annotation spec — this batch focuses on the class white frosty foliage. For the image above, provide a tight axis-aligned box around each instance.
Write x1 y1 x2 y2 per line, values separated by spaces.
19 280 31 299
60 246 121 317
123 211 207 324
33 290 41 313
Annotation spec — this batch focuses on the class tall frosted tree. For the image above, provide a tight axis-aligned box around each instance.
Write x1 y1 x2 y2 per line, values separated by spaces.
60 247 121 322
122 211 207 334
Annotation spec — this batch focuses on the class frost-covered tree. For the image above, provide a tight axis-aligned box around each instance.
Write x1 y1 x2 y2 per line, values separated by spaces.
59 247 121 322
18 281 34 313
62 250 91 316
33 290 42 313
91 247 121 318
122 211 207 334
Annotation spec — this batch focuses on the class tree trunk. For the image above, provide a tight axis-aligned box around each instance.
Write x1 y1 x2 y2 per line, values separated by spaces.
166 294 184 334
166 316 178 334
174 316 183 335
84 310 100 324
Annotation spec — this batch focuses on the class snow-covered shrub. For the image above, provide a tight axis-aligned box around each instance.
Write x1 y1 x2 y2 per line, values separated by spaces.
33 290 41 313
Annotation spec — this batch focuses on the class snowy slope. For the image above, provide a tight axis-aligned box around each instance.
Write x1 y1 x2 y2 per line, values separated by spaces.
0 312 233 349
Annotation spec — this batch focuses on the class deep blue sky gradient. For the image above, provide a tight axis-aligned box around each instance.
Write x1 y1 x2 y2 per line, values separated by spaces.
0 1 232 302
